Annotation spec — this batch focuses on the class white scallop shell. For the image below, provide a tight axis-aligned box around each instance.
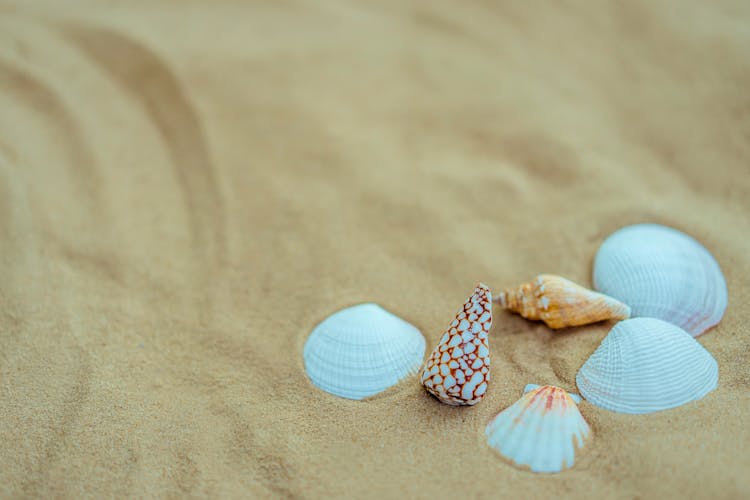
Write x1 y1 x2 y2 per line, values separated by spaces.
303 303 425 400
576 318 718 414
485 385 590 474
593 223 727 336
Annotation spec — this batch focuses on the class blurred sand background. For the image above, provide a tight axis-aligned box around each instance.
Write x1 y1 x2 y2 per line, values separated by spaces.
1 0 749 498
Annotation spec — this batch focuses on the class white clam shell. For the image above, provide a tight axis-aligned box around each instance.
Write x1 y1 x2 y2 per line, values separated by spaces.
486 385 590 474
593 224 727 336
576 318 718 414
303 303 425 400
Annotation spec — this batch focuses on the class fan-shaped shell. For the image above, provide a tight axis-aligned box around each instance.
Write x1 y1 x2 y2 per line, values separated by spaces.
303 303 425 400
576 318 718 414
485 385 590 473
593 224 727 336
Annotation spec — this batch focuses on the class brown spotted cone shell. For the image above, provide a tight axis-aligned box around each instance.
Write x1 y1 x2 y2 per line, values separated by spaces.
420 284 492 406
495 274 630 329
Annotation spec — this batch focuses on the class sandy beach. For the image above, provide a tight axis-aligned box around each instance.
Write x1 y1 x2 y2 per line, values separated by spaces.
1 0 749 497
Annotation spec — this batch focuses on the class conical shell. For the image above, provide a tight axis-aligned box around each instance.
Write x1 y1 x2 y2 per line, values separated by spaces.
576 318 718 414
495 274 630 329
304 303 425 400
485 385 590 473
593 224 727 336
420 284 492 406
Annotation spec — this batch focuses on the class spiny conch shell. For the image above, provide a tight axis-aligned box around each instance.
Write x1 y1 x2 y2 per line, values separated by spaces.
494 274 631 329
593 224 727 336
420 283 492 406
303 303 425 400
576 318 718 414
485 384 590 473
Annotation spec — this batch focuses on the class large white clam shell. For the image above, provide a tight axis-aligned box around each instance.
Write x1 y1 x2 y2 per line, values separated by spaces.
593 223 727 336
576 318 718 414
485 385 590 473
303 303 425 400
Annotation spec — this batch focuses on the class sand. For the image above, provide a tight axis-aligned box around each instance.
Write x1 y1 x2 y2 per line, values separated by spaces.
1 0 749 498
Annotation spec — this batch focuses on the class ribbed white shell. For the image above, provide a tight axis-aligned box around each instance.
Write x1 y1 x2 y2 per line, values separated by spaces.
593 224 727 336
576 318 718 414
303 303 425 400
485 385 590 474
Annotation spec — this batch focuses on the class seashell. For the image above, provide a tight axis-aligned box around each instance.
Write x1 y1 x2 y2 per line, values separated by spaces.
576 318 718 414
485 385 590 473
593 224 727 336
420 284 492 406
494 274 630 329
304 303 425 400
